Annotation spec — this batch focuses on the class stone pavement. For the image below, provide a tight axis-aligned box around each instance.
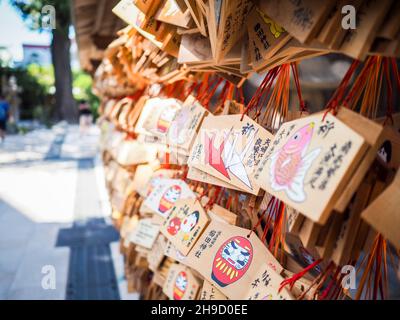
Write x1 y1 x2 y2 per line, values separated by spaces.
0 123 138 300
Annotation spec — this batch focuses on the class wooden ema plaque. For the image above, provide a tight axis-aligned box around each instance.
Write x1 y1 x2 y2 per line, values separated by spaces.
254 112 366 224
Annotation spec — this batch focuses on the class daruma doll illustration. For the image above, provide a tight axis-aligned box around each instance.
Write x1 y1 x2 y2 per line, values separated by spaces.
211 236 253 287
173 271 188 300
167 217 182 236
158 185 182 213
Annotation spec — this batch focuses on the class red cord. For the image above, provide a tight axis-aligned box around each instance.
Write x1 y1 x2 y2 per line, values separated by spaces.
205 186 222 211
342 57 375 109
383 58 394 125
390 58 400 90
323 60 360 120
241 66 280 121
279 259 322 292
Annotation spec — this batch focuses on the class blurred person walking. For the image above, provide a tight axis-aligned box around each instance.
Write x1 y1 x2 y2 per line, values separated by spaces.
78 100 92 135
0 94 10 143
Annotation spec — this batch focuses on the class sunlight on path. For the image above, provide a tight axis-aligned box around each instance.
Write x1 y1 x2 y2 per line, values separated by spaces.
0 124 137 299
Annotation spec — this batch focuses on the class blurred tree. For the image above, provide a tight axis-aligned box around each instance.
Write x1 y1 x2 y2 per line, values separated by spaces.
0 47 13 68
10 0 77 122
73 70 100 119
0 64 48 120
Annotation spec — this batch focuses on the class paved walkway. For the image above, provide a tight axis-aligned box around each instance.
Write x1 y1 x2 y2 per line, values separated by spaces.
0 123 137 300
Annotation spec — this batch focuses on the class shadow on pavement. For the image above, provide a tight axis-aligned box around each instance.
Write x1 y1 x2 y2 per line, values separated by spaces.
56 218 120 300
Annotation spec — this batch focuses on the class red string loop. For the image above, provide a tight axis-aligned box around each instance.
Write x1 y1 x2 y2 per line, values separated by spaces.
195 189 208 205
318 264 340 300
126 88 145 101
279 259 322 293
383 58 394 125
197 73 211 101
323 60 360 121
205 186 222 211
241 66 280 121
185 81 198 100
342 57 375 109
215 81 231 110
202 78 224 109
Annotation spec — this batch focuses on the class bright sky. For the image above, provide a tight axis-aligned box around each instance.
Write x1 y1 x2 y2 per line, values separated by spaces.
0 1 51 61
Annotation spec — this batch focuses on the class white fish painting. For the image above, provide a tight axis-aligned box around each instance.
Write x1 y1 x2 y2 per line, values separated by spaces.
269 123 321 202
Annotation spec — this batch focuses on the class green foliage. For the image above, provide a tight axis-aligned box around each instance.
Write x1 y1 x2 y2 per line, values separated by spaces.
73 70 92 100
0 47 13 68
0 64 49 119
1 63 99 121
73 70 100 119
87 89 100 120
10 0 77 123
7 1 99 121
27 63 54 94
